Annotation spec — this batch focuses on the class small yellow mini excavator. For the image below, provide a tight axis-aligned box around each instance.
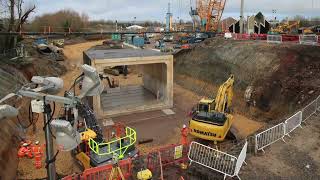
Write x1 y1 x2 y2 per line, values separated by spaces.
189 75 236 142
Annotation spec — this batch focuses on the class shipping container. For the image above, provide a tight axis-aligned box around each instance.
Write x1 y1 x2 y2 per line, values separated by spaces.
124 34 135 44
133 36 145 47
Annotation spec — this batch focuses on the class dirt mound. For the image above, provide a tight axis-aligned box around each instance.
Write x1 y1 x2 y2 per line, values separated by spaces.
174 38 320 122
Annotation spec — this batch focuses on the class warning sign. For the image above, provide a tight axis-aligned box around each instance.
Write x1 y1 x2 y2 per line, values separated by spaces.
174 145 183 159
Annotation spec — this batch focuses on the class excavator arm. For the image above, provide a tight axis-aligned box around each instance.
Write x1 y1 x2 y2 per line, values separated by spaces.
214 74 234 112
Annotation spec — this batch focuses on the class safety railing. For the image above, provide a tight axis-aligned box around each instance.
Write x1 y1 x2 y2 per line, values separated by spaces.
229 33 320 46
284 111 302 136
255 123 285 152
317 96 320 112
65 143 189 180
0 48 18 59
267 35 283 44
88 126 136 159
234 141 248 175
146 143 189 171
0 46 27 60
233 33 250 40
62 158 132 180
299 35 319 46
188 141 248 180
254 95 320 153
302 99 317 122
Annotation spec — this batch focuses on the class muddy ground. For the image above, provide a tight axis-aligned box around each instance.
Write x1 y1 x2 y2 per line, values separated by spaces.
241 113 320 179
10 38 320 180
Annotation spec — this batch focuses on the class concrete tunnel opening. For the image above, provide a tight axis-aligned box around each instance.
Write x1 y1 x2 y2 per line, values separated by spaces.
83 49 173 118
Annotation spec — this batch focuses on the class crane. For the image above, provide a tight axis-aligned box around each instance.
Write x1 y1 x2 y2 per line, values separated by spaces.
196 0 227 31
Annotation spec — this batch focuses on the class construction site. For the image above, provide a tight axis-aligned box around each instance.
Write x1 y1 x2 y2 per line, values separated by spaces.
0 0 320 180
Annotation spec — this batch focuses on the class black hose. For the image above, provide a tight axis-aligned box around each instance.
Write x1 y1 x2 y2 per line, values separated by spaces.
42 101 56 139
68 73 84 96
17 114 33 129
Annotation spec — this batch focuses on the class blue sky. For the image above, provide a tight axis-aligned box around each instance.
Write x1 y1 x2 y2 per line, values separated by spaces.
26 0 320 21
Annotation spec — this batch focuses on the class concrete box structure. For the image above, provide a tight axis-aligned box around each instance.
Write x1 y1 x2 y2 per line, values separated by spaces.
83 49 173 117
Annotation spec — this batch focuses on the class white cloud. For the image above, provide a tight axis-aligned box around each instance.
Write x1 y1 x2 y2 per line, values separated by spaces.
26 0 320 21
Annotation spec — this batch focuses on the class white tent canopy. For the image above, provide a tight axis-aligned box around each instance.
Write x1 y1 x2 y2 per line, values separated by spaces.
126 25 145 30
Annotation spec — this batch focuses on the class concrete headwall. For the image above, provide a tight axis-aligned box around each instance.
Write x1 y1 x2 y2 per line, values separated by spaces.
85 49 174 117
143 63 167 101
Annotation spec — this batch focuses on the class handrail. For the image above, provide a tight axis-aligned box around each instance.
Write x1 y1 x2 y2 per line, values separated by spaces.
88 126 136 159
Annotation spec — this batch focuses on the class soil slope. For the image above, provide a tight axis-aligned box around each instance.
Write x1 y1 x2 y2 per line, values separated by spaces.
0 48 66 180
174 38 320 122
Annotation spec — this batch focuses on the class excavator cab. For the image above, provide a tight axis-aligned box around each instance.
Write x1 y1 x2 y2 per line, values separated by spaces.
197 98 215 112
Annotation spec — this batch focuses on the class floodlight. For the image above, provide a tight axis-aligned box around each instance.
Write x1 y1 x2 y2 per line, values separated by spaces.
79 64 104 98
31 76 64 94
0 105 18 119
50 119 81 151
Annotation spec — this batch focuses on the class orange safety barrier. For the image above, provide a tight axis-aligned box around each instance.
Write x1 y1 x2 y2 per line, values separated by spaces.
282 35 299 42
233 33 251 40
62 158 132 180
147 143 190 169
63 143 189 180
250 34 267 40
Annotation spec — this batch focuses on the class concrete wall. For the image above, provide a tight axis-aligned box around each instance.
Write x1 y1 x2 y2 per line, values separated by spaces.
84 50 173 117
83 52 92 66
143 63 167 101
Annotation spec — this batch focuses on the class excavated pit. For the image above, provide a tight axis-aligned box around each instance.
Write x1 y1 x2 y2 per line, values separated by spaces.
174 38 320 122
0 52 66 180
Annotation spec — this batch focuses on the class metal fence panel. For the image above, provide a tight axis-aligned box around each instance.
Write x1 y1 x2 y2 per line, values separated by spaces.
267 35 282 44
255 123 285 152
316 95 320 112
299 35 319 46
0 48 18 59
284 111 302 135
188 141 237 178
302 99 317 122
234 141 248 175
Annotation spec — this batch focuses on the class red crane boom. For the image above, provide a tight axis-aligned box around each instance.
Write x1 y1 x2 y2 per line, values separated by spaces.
196 0 227 31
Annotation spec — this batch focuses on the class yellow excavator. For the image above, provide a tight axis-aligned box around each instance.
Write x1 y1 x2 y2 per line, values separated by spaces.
189 75 235 142
269 21 300 34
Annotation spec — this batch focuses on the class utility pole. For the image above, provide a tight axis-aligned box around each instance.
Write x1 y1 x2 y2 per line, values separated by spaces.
115 20 118 32
240 0 244 34
166 2 173 32
43 101 56 180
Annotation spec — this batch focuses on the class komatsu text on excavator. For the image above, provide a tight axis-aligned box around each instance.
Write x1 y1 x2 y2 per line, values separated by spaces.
189 75 235 142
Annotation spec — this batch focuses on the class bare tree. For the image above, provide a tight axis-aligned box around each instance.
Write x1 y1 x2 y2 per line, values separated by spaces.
15 0 36 32
1 0 35 49
2 0 35 32
8 0 14 32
